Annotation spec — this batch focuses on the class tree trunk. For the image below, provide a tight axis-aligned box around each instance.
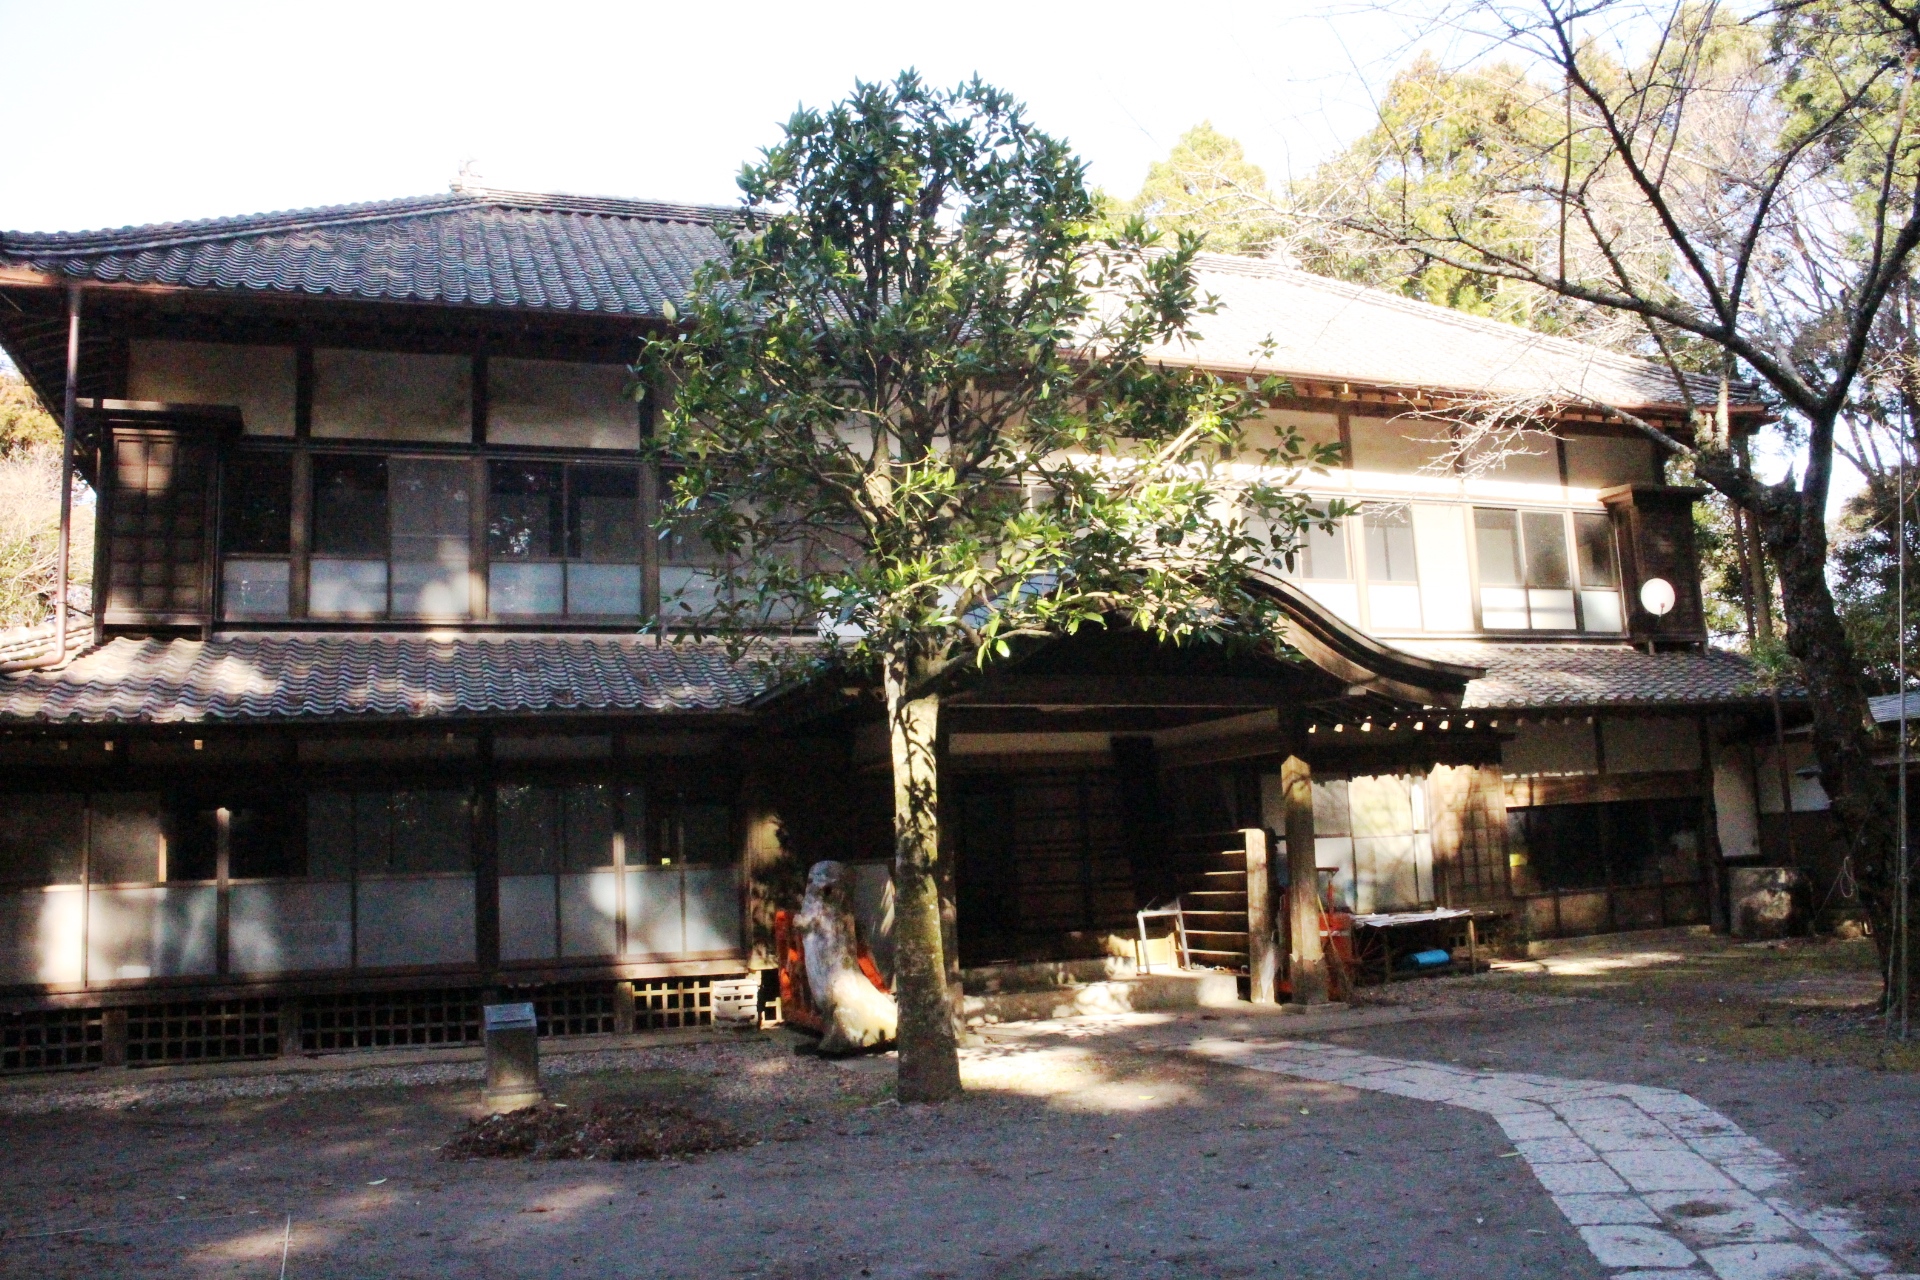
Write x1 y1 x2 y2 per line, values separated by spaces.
884 649 964 1101
1755 482 1911 1004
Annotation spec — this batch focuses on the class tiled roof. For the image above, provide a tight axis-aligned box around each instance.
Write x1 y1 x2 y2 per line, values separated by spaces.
0 187 735 318
0 617 92 672
0 633 790 725
1394 641 1777 710
1158 253 1758 411
1869 691 1920 725
6 187 1754 412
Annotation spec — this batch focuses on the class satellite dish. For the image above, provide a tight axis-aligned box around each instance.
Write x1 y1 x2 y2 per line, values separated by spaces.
1640 577 1676 618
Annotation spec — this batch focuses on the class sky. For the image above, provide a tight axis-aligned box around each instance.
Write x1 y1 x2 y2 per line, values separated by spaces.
0 1 1414 233
0 0 1868 514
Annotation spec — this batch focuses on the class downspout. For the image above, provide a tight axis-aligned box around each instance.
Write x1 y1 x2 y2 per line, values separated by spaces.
7 284 83 673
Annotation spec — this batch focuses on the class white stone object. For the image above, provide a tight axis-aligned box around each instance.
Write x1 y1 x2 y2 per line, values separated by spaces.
796 860 898 1054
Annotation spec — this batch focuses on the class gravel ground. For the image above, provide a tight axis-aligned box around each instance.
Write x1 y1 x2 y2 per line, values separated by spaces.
0 1039 854 1118
1 934 1911 1279
0 1021 1599 1280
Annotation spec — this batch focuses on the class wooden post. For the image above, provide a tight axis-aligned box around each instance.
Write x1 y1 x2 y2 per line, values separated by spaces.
278 998 303 1057
473 731 499 974
214 806 232 976
1283 755 1329 1005
101 1007 127 1067
1244 827 1277 1004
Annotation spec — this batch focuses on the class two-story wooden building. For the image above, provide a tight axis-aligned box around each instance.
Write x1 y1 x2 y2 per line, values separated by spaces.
0 186 1801 1072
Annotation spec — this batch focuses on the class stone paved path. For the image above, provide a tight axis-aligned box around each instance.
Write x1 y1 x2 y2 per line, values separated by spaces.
1185 1037 1911 1280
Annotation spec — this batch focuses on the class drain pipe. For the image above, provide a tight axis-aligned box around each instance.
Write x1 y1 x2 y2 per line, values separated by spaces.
8 283 82 673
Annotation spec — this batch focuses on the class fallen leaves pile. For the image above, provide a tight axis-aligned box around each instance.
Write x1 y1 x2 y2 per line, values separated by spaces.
443 1101 751 1162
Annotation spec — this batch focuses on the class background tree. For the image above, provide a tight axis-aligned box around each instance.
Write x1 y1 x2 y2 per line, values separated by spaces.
1834 478 1920 695
1321 0 1920 1000
640 74 1335 1100
1296 52 1669 348
1119 122 1287 256
0 366 88 628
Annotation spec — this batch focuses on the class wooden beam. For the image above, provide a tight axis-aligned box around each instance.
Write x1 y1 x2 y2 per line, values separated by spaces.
952 675 1300 708
0 266 61 288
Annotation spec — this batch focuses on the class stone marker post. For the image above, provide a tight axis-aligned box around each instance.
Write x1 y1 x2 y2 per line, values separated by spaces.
483 1001 541 1111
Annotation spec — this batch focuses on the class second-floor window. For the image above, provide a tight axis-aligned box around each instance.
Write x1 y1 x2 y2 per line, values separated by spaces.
486 462 642 618
1361 504 1421 630
221 452 293 618
1473 507 1620 633
1287 507 1425 632
310 454 472 619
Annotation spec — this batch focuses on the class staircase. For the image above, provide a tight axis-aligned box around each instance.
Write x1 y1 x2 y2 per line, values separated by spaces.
1165 831 1256 972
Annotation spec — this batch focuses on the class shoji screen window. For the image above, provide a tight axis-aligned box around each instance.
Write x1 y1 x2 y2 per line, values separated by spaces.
1474 508 1578 630
309 454 389 616
488 462 565 615
657 468 727 621
221 452 292 618
1289 514 1359 626
497 783 621 960
389 458 471 617
310 455 470 618
488 462 642 618
567 466 642 616
1361 505 1422 630
1573 512 1625 633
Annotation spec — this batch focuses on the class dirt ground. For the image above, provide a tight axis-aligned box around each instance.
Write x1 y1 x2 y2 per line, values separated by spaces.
0 932 1914 1279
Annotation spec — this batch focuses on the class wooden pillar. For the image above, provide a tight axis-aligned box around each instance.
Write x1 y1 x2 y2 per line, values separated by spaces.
1283 755 1328 1005
473 730 500 974
214 806 232 975
290 345 313 619
1244 827 1277 1004
1695 714 1726 932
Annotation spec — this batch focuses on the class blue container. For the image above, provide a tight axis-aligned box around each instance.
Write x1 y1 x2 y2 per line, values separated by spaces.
1400 948 1453 970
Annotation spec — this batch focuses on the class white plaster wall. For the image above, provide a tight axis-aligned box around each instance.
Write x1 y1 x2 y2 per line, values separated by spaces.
1349 418 1446 473
1464 429 1562 486
1411 503 1475 631
127 340 297 435
1564 434 1657 487
313 349 470 441
488 358 638 450
1711 741 1762 860
1296 579 1361 627
1242 409 1342 459
1755 740 1832 812
1503 718 1599 776
1601 716 1702 773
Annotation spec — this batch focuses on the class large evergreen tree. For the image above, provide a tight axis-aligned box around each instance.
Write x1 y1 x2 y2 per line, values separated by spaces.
639 74 1333 1099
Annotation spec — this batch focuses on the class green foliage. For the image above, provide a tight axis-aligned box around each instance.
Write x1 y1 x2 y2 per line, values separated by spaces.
1295 52 1664 349
1665 451 1767 649
1775 1 1920 232
639 74 1340 685
1832 476 1920 695
0 371 59 455
1119 122 1285 256
0 444 91 629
